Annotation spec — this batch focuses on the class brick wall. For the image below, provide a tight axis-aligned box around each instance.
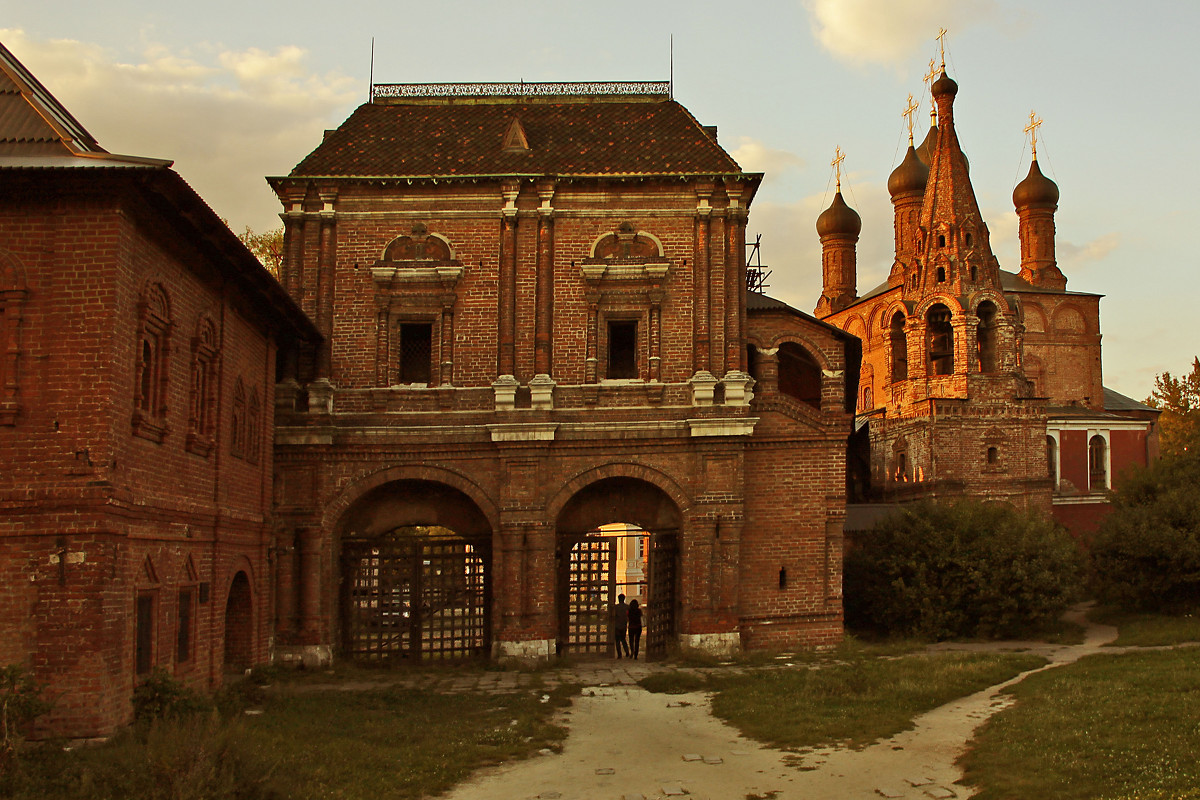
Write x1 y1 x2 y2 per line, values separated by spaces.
0 175 284 737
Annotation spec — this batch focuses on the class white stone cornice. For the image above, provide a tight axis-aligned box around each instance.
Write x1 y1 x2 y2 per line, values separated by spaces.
687 417 758 437
487 423 559 442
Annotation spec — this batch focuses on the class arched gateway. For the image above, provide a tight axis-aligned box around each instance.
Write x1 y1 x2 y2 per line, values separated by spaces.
555 477 680 660
336 480 492 661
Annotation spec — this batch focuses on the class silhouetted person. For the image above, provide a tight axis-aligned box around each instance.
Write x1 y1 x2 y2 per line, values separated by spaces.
628 599 643 660
613 593 630 658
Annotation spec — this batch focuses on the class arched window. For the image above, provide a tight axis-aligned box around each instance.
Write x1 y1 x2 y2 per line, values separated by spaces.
889 311 908 383
133 283 172 442
927 304 954 376
936 266 946 283
976 301 998 373
892 437 909 482
1089 434 1108 492
187 318 219 456
777 342 822 409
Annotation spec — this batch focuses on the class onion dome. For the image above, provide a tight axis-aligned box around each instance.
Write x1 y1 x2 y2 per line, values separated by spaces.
1013 158 1060 208
888 145 929 197
915 123 938 165
816 191 862 237
931 70 958 99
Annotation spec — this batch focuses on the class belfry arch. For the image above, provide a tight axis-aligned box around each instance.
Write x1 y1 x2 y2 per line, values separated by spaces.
336 479 492 662
554 477 681 660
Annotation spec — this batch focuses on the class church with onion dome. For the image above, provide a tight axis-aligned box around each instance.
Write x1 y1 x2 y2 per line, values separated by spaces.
808 53 1158 536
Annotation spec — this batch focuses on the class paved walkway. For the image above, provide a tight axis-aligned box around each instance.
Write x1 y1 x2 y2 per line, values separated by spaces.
292 607 1128 799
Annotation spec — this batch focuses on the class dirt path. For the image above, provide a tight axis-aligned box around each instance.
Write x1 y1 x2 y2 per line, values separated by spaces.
442 606 1118 800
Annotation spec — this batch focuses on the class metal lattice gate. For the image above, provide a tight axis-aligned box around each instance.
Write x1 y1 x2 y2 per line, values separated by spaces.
645 532 677 659
561 537 615 655
558 529 677 659
341 530 489 662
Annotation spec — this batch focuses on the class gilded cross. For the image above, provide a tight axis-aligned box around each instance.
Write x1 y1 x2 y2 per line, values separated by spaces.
936 28 948 69
903 93 919 144
1025 110 1043 159
924 58 939 118
831 146 845 191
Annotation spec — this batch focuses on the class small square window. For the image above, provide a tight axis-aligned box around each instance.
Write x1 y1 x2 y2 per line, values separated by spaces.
399 323 433 384
607 321 638 379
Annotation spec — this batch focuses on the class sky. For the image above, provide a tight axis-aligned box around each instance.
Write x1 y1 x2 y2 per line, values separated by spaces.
3 0 1195 400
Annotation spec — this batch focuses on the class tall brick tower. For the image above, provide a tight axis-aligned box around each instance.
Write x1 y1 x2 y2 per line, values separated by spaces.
814 54 1156 535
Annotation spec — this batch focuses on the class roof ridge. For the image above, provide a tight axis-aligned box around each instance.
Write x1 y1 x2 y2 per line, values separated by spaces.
0 39 104 155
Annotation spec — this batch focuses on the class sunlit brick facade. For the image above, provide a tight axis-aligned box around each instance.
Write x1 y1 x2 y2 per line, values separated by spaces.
268 83 858 666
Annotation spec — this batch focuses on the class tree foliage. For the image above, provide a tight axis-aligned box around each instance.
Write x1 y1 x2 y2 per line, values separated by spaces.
234 225 284 277
844 500 1084 640
1145 356 1200 459
1090 446 1200 613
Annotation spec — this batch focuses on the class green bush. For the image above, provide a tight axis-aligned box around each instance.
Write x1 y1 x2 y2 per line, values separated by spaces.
0 665 51 771
844 499 1084 639
1090 449 1200 613
133 669 212 722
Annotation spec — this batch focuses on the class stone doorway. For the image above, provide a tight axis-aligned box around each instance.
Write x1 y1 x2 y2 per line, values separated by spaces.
555 477 681 660
223 570 254 670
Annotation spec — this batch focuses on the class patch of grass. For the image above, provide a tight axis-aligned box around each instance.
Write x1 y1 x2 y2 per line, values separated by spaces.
837 632 927 657
637 671 710 694
960 648 1200 800
708 651 1045 751
3 684 574 800
1090 606 1200 647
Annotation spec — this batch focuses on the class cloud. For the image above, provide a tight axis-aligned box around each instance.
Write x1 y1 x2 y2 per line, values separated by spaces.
1 29 359 232
1058 233 1120 268
747 181 895 311
730 137 805 176
804 0 999 70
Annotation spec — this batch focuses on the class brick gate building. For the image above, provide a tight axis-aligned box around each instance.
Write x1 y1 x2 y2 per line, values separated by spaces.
268 81 858 665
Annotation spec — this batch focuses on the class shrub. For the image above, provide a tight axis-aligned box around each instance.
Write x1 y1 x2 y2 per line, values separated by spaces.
844 499 1084 639
0 665 51 771
133 669 211 722
1090 449 1200 612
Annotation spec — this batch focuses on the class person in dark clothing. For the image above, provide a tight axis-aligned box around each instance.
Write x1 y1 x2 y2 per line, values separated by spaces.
628 599 643 660
613 593 630 658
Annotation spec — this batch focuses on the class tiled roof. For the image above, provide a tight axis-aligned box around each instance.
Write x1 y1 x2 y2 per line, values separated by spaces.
1103 387 1158 413
0 41 101 156
290 99 746 178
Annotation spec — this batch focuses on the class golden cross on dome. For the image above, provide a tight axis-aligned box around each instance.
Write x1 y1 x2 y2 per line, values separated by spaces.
936 28 948 69
832 146 845 191
1025 110 1043 160
903 93 919 144
924 58 939 119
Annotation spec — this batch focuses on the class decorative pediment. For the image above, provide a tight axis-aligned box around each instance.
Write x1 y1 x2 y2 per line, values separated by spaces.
373 223 464 285
581 223 670 282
